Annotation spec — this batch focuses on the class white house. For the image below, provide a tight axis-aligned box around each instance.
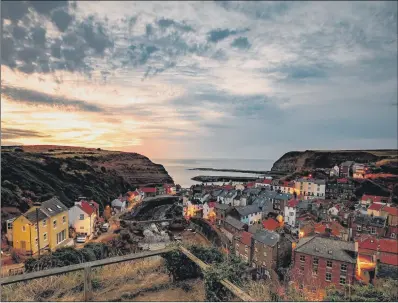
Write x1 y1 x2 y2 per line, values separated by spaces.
295 178 326 200
330 165 340 177
235 205 262 226
284 199 299 227
235 184 245 191
111 198 127 213
68 201 97 237
203 202 216 220
328 204 341 217
255 179 272 188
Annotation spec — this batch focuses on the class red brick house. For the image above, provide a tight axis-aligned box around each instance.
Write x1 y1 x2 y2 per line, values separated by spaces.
234 231 252 264
293 236 356 289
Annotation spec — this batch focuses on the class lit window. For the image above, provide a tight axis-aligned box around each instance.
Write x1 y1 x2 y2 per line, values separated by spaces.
327 261 333 268
313 258 319 265
339 276 346 285
326 273 332 282
300 255 306 262
53 220 57 228
341 264 347 272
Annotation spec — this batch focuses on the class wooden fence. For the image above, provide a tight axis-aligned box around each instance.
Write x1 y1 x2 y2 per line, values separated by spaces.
0 246 254 302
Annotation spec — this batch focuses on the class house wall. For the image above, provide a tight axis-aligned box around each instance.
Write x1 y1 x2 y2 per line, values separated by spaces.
12 215 51 255
235 238 251 264
293 252 356 289
69 206 96 236
284 206 297 227
351 223 386 238
252 239 276 271
48 210 69 250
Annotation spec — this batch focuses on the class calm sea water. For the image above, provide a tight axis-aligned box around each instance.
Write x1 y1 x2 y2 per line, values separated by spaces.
153 158 275 188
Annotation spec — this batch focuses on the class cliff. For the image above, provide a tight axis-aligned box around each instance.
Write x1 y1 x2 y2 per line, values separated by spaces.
271 150 398 173
1 145 173 220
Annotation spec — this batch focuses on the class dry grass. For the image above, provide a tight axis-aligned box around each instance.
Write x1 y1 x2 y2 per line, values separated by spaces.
1 256 204 302
244 280 273 301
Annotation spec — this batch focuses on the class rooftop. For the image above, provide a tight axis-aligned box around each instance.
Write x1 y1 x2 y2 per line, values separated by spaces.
40 197 68 217
214 203 230 210
24 209 48 223
235 205 261 217
225 215 246 230
295 236 356 264
253 229 280 247
262 218 280 231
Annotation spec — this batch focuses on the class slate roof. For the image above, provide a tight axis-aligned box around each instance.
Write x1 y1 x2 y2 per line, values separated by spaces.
274 193 292 201
235 205 261 217
214 203 230 210
295 236 356 264
225 215 246 230
253 229 280 247
218 190 230 198
262 190 277 199
24 209 49 223
354 214 386 228
226 190 237 199
40 197 68 217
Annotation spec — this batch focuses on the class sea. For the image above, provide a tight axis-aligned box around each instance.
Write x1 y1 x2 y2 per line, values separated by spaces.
153 158 275 188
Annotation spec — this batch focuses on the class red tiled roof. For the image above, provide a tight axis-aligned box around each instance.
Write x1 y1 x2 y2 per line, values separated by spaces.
240 231 252 246
361 195 388 203
380 254 398 266
314 221 345 237
357 236 398 254
140 187 157 193
78 201 95 216
287 199 299 208
262 218 280 231
368 203 384 211
384 206 398 217
246 182 255 188
337 178 348 183
262 179 272 184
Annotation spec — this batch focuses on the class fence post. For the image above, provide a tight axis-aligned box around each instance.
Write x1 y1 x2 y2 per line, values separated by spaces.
84 266 93 301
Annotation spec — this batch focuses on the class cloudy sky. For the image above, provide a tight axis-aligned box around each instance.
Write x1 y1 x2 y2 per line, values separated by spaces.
1 1 397 160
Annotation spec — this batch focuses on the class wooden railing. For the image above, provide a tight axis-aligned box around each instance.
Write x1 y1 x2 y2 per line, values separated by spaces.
0 246 254 302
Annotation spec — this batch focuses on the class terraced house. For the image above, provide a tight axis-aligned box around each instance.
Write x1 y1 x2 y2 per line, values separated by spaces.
11 197 69 255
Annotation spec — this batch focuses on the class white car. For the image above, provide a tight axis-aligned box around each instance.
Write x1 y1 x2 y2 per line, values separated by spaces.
76 235 87 243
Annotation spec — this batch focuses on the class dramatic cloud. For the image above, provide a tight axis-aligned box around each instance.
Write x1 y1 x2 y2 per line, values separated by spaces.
1 1 397 160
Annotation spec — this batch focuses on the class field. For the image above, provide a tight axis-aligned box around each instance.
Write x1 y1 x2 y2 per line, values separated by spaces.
1 257 206 302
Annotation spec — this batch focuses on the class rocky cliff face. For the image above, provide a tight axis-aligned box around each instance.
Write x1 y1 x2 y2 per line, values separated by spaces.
271 150 397 173
1 145 173 220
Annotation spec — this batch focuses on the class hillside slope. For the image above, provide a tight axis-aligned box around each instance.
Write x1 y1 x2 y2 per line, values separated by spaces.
1 145 173 220
271 150 397 173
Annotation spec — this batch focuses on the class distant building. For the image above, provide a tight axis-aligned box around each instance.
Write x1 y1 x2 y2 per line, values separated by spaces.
330 165 340 177
352 214 387 239
295 179 326 200
284 199 300 227
232 205 262 226
339 161 354 178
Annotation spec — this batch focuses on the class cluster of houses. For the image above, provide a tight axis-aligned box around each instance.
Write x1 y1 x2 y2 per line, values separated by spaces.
182 168 398 289
4 184 178 256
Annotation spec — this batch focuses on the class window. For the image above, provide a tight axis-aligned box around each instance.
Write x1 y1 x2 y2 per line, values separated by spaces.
313 266 318 275
56 205 62 209
326 273 332 282
391 233 396 239
62 216 66 224
313 257 319 265
300 264 304 271
35 238 38 246
80 214 84 220
255 247 258 252
263 251 267 257
300 255 306 262
341 264 347 272
80 226 84 229
245 245 248 252
327 260 333 268
43 233 47 241
7 222 13 230
56 229 66 244
47 208 53 212
53 220 57 228
357 225 362 231
370 227 376 235
289 212 294 216
43 219 47 226
22 226 26 232
339 276 346 285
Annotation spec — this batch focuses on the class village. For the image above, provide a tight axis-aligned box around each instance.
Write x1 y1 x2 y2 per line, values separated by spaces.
1 160 397 298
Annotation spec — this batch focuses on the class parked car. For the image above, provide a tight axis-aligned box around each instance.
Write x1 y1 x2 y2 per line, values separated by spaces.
76 235 87 243
101 222 110 232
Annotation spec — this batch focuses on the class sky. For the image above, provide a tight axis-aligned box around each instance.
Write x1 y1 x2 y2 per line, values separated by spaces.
1 1 397 160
